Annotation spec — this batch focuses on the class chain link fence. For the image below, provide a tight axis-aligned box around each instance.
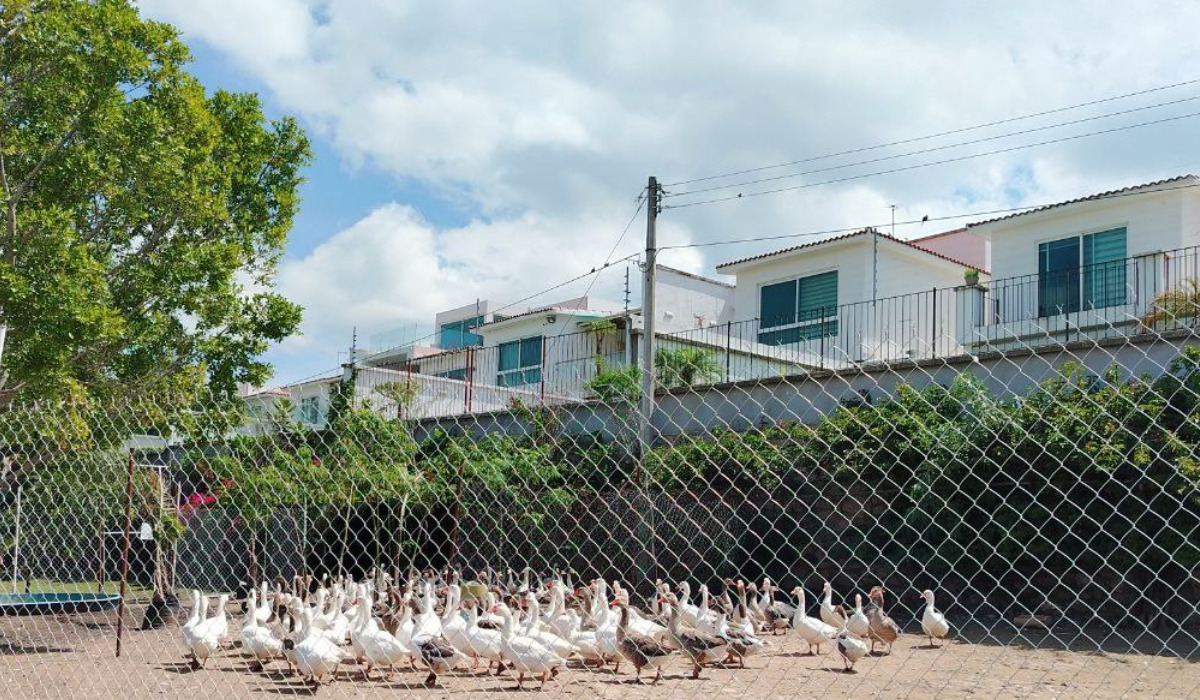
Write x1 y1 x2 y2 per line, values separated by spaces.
2 318 1200 699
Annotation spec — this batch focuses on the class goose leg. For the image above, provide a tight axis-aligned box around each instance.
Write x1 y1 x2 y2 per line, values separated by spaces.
540 670 548 690
652 668 662 685
516 671 525 689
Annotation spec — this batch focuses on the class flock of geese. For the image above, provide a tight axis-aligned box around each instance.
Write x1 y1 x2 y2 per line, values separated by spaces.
179 569 952 690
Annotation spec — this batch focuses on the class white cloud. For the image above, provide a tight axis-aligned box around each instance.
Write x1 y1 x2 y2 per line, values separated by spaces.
137 0 1200 378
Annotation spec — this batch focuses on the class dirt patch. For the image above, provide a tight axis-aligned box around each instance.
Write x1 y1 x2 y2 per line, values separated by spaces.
2 606 1198 699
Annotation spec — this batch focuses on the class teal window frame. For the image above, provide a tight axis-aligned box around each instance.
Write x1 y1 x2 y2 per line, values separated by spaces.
497 335 543 387
299 396 321 424
440 316 485 349
758 271 839 345
1037 227 1127 317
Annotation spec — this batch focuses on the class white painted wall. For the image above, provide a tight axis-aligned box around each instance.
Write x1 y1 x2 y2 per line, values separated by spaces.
721 235 969 362
973 185 1199 281
654 267 735 332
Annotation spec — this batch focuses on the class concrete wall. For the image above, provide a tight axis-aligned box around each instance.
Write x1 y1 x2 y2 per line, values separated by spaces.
410 333 1198 443
655 266 735 331
910 228 988 270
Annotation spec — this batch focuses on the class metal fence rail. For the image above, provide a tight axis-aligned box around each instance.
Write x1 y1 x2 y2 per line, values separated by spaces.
2 320 1200 699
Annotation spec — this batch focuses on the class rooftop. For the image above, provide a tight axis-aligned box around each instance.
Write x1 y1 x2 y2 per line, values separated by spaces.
967 174 1198 228
715 228 983 272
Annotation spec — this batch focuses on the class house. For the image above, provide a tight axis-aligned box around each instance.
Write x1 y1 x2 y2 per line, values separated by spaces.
960 174 1200 351
714 227 982 364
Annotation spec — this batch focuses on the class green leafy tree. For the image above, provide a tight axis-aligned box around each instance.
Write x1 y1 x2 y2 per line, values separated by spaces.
584 361 642 402
0 0 310 404
654 347 722 390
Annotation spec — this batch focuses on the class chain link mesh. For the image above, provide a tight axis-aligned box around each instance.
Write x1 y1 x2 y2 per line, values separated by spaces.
2 308 1200 699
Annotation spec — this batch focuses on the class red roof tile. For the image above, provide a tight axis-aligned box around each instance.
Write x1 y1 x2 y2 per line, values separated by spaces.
715 228 984 272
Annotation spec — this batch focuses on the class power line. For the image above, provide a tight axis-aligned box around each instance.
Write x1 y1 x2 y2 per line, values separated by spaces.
549 192 648 340
665 93 1200 199
662 110 1200 210
663 76 1200 188
658 180 1200 252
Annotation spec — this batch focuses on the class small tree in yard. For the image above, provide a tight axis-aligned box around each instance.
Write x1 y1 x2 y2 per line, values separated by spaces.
654 347 722 390
376 380 420 421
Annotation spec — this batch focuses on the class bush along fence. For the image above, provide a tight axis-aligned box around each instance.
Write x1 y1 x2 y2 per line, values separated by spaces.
1 330 1199 698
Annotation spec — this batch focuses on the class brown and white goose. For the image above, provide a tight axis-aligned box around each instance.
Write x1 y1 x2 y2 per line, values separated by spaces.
760 578 796 635
614 603 676 684
865 586 901 654
665 592 727 679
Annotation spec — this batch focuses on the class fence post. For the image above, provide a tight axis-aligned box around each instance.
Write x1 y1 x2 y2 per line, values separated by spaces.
931 288 938 358
448 460 465 568
97 519 105 592
725 320 732 382
10 483 20 593
115 450 135 658
464 347 474 414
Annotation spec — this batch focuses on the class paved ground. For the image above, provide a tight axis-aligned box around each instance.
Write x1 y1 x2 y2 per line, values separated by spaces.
2 604 1199 699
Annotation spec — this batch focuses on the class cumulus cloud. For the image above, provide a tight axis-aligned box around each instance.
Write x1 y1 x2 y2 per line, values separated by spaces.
138 0 1200 378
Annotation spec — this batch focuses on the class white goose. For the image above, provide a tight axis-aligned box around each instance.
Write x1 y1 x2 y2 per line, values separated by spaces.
253 581 273 625
820 581 848 630
562 609 606 666
495 603 566 690
522 591 580 658
188 594 227 668
790 586 838 654
920 589 951 647
846 593 871 639
180 590 207 666
241 588 284 671
461 604 506 673
353 596 410 680
293 607 344 686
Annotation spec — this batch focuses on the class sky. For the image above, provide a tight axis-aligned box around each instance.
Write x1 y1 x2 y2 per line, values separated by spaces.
136 1 1200 385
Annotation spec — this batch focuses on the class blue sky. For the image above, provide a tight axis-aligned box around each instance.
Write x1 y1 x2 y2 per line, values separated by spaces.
140 1 1200 386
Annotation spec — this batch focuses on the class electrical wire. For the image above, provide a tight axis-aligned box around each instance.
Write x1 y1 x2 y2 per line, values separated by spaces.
662 110 1200 210
665 93 1200 199
657 180 1200 252
548 193 649 341
664 76 1200 187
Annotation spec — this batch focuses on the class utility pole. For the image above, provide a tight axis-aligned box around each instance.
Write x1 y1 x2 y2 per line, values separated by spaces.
638 177 660 471
623 265 631 313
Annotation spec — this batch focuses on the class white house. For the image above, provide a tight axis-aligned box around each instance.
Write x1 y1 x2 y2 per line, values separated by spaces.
960 174 1200 350
715 228 981 364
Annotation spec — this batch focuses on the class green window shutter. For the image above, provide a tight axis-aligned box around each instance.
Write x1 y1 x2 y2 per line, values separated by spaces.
1083 228 1127 308
797 271 838 322
1038 236 1081 315
520 336 543 368
760 280 797 329
498 340 520 372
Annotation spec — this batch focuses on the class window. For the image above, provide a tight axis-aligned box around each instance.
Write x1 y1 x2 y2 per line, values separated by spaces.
440 316 484 349
497 335 543 387
758 271 839 345
299 396 321 424
1037 228 1127 316
436 368 467 381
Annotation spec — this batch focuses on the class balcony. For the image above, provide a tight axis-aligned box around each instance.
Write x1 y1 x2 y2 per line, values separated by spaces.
957 246 1200 351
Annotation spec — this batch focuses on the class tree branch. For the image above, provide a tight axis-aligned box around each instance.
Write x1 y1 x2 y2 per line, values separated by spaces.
10 120 82 205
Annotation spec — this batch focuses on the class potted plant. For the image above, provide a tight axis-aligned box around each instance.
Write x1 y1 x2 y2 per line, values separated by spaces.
964 268 980 287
